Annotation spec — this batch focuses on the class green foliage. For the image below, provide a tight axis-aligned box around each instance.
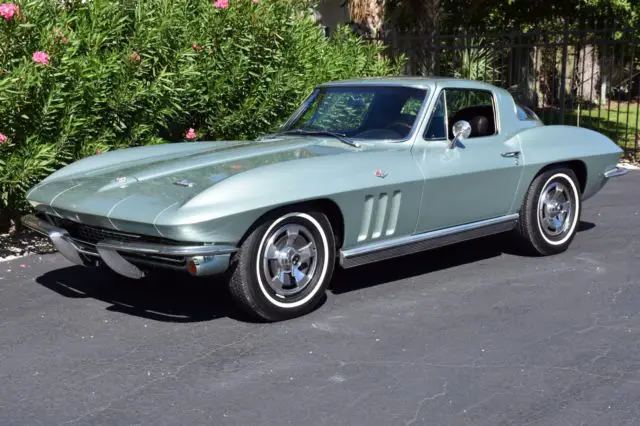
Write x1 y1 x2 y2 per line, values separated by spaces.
450 38 501 84
0 0 402 228
445 88 494 115
387 0 640 35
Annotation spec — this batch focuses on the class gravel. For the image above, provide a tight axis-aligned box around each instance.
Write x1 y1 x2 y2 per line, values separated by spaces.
0 226 55 262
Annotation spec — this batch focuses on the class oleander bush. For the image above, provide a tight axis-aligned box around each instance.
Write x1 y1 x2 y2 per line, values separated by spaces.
0 0 403 231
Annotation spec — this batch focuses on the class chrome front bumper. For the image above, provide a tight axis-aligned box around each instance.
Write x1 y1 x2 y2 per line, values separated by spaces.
21 215 236 279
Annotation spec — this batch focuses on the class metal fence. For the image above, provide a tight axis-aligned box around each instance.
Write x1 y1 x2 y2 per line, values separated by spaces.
376 22 640 156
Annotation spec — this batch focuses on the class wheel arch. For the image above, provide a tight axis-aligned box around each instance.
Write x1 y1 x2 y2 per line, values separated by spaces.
534 160 587 194
238 198 345 250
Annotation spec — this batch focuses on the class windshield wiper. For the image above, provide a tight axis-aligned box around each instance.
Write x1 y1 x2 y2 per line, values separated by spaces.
277 129 361 148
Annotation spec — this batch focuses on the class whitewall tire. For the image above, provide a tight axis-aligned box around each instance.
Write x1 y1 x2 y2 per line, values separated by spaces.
228 210 336 321
516 167 582 256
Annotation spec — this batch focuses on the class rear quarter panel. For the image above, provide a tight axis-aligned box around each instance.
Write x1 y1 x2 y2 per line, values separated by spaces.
512 125 623 211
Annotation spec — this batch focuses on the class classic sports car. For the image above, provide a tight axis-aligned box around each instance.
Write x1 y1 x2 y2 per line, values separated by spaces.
22 77 628 321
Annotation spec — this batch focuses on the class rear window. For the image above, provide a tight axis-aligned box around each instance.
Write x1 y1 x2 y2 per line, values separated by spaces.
516 104 540 121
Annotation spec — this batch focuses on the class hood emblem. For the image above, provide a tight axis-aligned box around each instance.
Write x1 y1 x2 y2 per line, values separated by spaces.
174 179 195 188
114 176 127 184
374 169 388 178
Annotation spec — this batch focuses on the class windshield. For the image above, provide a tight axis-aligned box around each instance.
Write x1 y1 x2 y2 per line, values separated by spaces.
282 86 428 141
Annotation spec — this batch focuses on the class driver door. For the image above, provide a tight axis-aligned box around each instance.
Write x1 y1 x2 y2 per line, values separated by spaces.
412 87 524 233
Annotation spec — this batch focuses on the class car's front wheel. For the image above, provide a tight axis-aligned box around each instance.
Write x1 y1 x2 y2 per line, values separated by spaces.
516 167 582 255
228 210 336 321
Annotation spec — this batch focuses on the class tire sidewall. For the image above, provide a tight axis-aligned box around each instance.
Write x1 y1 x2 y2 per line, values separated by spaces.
244 211 335 318
530 169 581 252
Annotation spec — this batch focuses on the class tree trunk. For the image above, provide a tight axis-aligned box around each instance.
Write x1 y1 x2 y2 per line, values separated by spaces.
0 208 13 234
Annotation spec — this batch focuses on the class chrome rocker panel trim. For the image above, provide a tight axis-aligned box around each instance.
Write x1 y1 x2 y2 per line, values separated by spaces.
21 214 236 278
604 166 629 179
339 214 519 269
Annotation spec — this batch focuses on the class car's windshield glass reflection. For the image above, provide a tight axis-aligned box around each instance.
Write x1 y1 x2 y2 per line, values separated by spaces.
282 86 428 141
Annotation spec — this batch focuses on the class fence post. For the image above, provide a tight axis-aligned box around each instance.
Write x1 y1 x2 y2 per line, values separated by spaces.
434 26 440 76
558 18 569 125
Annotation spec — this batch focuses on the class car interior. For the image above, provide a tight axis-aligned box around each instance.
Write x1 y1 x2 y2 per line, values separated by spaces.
353 91 424 140
424 100 496 140
294 87 496 142
449 104 496 138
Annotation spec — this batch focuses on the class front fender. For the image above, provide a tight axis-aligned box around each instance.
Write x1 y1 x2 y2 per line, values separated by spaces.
155 148 424 249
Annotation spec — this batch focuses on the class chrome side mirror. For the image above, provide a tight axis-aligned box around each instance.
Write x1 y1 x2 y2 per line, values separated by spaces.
449 120 471 149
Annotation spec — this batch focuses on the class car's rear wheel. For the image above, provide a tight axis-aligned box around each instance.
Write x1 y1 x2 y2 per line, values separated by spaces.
515 167 581 255
228 211 335 321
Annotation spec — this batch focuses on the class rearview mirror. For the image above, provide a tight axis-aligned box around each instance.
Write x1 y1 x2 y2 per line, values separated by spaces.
449 120 471 149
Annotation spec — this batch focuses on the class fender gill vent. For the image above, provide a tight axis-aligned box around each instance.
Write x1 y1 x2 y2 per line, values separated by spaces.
358 191 402 241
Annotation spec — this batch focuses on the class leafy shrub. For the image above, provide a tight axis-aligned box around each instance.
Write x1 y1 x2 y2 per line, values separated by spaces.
0 0 403 230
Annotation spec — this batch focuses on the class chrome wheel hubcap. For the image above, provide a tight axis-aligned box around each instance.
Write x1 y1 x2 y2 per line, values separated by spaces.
538 181 573 237
262 224 318 297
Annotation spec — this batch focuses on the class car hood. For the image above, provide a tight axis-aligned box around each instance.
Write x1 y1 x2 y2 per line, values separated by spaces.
27 136 355 226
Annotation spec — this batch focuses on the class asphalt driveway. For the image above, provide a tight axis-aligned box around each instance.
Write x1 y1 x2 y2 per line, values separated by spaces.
1 172 639 425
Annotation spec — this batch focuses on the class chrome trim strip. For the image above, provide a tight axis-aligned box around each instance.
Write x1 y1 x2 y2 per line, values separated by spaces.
21 214 58 236
340 214 519 267
604 167 629 179
96 240 237 256
68 240 100 257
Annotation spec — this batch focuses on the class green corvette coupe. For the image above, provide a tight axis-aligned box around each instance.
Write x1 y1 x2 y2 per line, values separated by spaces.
22 77 627 321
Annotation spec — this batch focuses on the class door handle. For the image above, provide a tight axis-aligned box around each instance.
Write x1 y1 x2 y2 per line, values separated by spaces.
501 151 521 158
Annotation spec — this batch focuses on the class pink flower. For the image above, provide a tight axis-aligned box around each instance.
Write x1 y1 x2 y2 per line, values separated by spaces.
0 133 7 143
252 0 259 3
213 0 229 9
128 51 141 62
185 128 197 140
32 51 50 65
0 3 17 21
95 148 102 154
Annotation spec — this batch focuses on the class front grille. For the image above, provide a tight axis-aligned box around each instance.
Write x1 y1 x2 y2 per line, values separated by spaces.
76 225 141 244
46 215 186 246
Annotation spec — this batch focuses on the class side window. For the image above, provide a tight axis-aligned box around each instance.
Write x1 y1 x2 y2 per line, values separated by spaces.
445 89 497 138
516 104 540 121
423 92 447 140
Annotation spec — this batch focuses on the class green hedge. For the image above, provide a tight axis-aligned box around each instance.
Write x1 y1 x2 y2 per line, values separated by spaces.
0 0 402 230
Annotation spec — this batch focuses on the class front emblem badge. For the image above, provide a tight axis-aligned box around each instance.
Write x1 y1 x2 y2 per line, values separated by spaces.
114 176 127 184
374 169 388 178
174 179 195 188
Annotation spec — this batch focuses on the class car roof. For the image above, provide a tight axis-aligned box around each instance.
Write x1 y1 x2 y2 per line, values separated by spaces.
318 76 501 92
